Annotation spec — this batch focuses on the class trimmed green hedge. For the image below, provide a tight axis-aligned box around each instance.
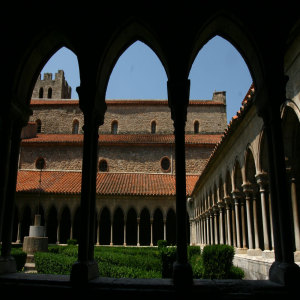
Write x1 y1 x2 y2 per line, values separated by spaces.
35 252 75 275
33 244 244 279
11 248 27 271
201 244 239 279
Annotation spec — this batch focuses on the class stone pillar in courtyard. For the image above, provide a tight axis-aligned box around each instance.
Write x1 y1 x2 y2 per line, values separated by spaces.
168 77 193 287
23 214 48 272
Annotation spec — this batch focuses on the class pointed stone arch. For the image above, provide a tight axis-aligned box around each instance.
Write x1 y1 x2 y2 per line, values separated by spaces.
96 19 169 103
188 13 260 88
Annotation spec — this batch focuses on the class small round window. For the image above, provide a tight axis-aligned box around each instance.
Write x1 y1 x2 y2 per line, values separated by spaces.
36 157 46 170
99 159 108 172
161 157 171 172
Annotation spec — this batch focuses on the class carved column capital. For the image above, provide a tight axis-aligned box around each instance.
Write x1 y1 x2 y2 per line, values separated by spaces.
242 182 253 198
212 205 219 215
77 85 107 129
167 78 190 125
224 195 232 208
255 171 269 192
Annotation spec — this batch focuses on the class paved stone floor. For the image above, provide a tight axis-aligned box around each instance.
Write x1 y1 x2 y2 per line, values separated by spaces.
0 273 296 300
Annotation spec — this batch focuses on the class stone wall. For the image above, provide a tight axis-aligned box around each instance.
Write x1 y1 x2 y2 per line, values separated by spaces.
19 143 212 174
29 101 227 135
32 70 71 99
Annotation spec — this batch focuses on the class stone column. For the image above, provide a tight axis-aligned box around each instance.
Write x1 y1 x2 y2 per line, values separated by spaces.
0 102 31 274
96 218 100 246
123 217 127 246
256 172 271 252
16 222 21 244
56 219 60 245
224 196 232 246
243 182 254 252
163 218 167 241
209 209 214 244
252 191 262 255
110 222 113 246
218 202 224 244
167 78 192 286
71 83 106 284
206 212 210 244
231 199 237 247
213 206 219 244
232 191 242 250
202 215 206 244
137 217 140 246
240 197 247 249
256 70 300 284
286 168 300 260
150 218 153 246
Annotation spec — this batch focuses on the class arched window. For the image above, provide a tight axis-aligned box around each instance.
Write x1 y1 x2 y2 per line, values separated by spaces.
111 121 118 134
194 120 199 134
72 119 79 134
99 159 108 172
161 157 171 172
35 157 46 170
36 119 42 133
151 121 156 134
39 87 43 98
47 87 52 99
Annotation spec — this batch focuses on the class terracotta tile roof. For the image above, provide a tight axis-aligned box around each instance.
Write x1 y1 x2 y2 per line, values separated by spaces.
16 170 199 196
30 99 225 106
21 133 222 146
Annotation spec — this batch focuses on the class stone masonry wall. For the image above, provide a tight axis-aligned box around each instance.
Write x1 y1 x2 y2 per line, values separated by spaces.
29 102 227 135
32 70 71 99
19 143 212 174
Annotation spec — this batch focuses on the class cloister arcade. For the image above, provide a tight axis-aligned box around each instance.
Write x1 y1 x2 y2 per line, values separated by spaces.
12 201 178 247
189 92 300 262
1 4 300 297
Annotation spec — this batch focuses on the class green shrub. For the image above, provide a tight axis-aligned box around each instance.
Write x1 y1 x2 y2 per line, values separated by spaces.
201 244 235 279
157 240 168 249
94 249 161 272
67 239 78 245
228 265 244 279
98 261 160 278
188 245 201 260
11 248 27 271
159 246 177 278
34 252 75 275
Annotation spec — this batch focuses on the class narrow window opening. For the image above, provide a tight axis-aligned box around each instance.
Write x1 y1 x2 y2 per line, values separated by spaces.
99 159 108 172
194 120 199 133
39 87 43 98
72 119 79 134
111 121 118 134
36 119 42 133
35 157 46 170
48 87 52 99
151 121 156 134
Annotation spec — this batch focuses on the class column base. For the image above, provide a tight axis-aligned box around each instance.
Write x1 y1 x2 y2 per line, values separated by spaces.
0 256 16 274
70 260 99 284
262 250 275 259
247 248 262 256
269 261 300 286
235 247 248 254
172 261 193 288
294 251 300 262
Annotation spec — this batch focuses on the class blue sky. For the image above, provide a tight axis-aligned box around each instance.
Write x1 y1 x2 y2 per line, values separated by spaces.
41 36 252 123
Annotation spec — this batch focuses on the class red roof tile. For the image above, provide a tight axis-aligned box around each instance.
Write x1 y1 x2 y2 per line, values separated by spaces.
16 170 199 196
21 133 222 146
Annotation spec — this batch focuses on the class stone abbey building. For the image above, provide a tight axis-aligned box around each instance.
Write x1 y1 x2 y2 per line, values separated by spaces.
14 70 226 247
